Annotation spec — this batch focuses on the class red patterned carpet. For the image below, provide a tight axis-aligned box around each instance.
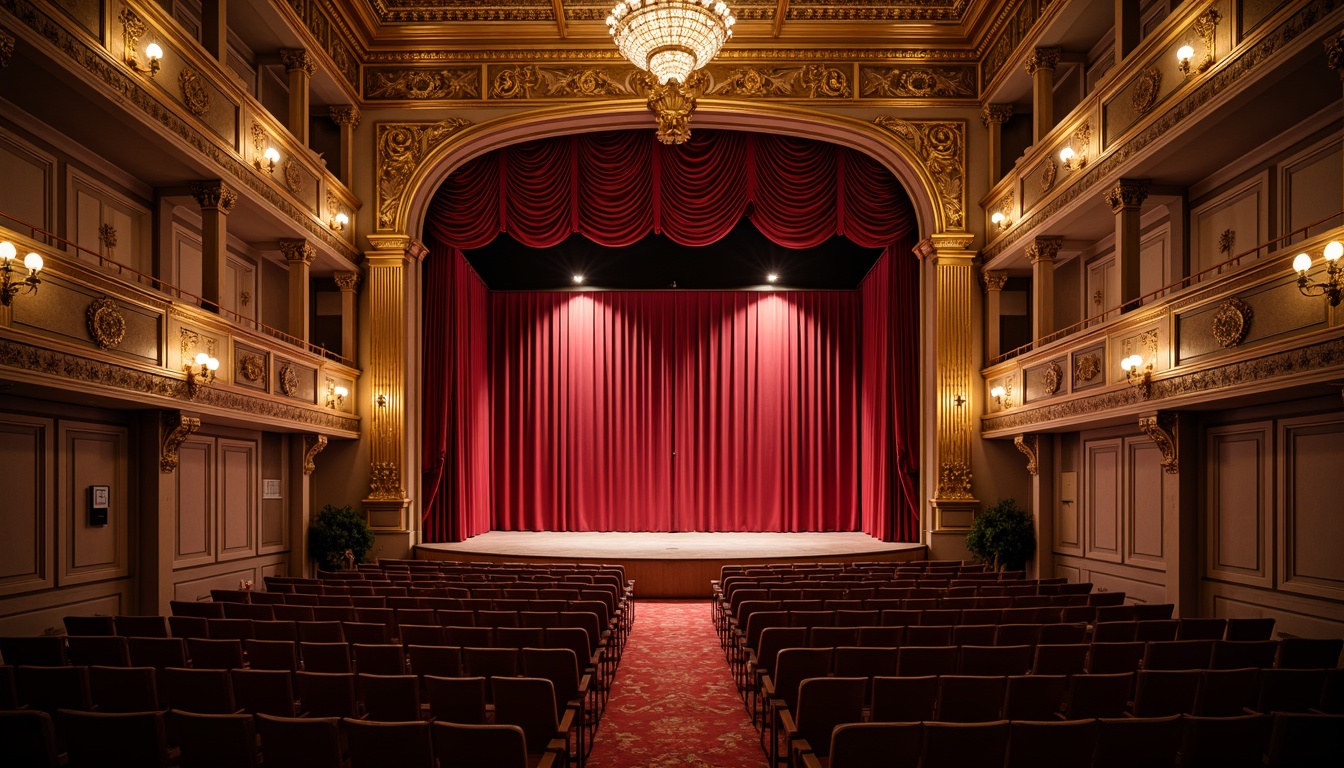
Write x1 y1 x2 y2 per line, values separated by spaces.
587 601 767 768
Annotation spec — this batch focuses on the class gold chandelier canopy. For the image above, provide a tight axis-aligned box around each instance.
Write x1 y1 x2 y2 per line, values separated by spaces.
607 0 736 86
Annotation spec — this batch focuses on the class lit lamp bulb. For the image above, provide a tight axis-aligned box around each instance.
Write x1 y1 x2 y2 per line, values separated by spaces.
572 274 584 284
767 273 779 283
145 43 163 63
334 386 348 399
206 356 220 372
0 241 15 262
1325 241 1343 262
1177 44 1195 73
991 211 1006 229
332 212 349 231
1059 145 1082 171
1293 252 1313 275
263 147 280 172
990 385 1006 398
24 252 43 272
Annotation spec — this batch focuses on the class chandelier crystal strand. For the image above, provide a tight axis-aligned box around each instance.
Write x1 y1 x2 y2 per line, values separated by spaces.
607 0 735 85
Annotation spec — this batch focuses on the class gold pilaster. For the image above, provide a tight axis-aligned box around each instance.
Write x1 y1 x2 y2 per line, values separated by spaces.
330 106 362 189
980 104 1012 186
1026 48 1061 144
334 271 360 362
1026 236 1063 340
280 239 315 342
919 232 980 530
280 49 315 146
982 269 1008 360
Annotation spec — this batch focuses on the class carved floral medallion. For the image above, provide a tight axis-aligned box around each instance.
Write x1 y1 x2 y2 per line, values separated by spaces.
1074 353 1100 382
86 298 126 350
179 67 212 117
239 354 266 382
279 364 300 397
1211 298 1253 348
1041 361 1063 395
1132 67 1162 115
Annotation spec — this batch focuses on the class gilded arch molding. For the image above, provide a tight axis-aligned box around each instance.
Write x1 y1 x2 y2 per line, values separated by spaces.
376 100 957 240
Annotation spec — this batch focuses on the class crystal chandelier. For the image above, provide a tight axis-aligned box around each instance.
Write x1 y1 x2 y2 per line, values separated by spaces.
607 0 735 86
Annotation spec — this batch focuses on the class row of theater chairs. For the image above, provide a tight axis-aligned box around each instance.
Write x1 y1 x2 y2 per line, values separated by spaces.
790 713 1343 768
248 581 627 605
718 580 1075 610
194 589 627 623
1 693 571 767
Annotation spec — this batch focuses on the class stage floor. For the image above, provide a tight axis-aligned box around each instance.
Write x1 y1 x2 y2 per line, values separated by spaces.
415 532 926 597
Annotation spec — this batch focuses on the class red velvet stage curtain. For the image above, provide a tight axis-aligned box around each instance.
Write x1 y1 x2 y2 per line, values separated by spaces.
491 290 858 532
422 244 492 541
421 129 920 541
859 238 921 542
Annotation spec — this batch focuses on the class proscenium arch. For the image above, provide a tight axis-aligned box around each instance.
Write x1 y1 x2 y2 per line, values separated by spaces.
394 100 947 243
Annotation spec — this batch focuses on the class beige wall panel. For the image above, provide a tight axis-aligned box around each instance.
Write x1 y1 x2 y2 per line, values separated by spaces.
173 224 204 304
174 566 261 603
1056 563 1082 583
60 423 129 584
1126 439 1166 565
1057 555 1165 604
0 131 55 231
1084 439 1123 563
0 415 53 596
261 563 287 580
174 437 214 568
1138 228 1168 303
1280 416 1344 601
1191 174 1265 277
0 589 125 636
259 434 287 552
1208 586 1344 642
1206 423 1272 588
217 439 257 560
1281 138 1343 237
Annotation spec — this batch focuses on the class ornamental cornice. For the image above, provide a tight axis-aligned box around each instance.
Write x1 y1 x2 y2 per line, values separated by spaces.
872 117 966 231
358 48 979 64
1024 46 1062 76
190 180 238 214
365 0 969 25
330 106 362 127
982 0 1340 262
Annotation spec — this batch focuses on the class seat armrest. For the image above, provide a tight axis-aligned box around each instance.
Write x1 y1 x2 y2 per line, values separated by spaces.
778 708 799 740
799 751 824 768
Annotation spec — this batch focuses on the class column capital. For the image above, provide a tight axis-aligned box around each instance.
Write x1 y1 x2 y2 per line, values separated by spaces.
980 103 1013 128
1326 31 1344 80
1026 47 1062 76
365 234 429 264
1105 178 1151 213
189 180 238 214
1026 236 1064 265
279 239 316 265
982 270 1009 291
330 105 362 128
279 48 316 76
334 271 361 292
916 233 977 261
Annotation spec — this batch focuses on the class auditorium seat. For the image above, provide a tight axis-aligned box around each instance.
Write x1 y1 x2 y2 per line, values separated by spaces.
921 720 1009 768
493 676 575 765
0 636 67 667
1091 715 1182 768
358 672 422 721
62 615 115 637
1212 640 1278 670
1179 713 1273 768
1275 637 1343 669
1266 712 1344 768
935 675 1007 722
1062 673 1133 719
782 676 866 767
296 670 360 718
1005 718 1096 768
433 721 559 768
870 675 938 723
1193 667 1260 717
1254 668 1328 714
230 668 298 717
255 713 344 768
15 665 92 714
426 674 488 724
172 710 259 768
0 708 61 768
1225 617 1276 641
66 635 130 667
1132 669 1202 717
58 709 173 768
345 718 435 768
1002 674 1068 720
89 665 159 712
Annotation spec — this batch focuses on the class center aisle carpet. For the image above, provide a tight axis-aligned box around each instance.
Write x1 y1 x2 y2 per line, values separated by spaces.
586 600 767 768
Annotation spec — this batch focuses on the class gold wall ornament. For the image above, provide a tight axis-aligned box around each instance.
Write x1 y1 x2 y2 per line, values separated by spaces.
1041 361 1063 395
705 64 851 98
1211 297 1252 348
369 460 403 500
329 105 361 128
1182 8 1223 76
85 298 126 350
279 48 316 76
1132 67 1163 115
1138 412 1179 474
982 270 1009 291
861 66 975 98
646 77 702 146
1039 158 1058 193
1074 353 1100 382
160 412 201 473
366 67 481 100
334 271 361 292
179 328 216 366
1105 178 1151 212
488 64 632 99
178 67 212 117
302 433 328 475
189 180 237 213
491 65 541 99
1327 31 1344 79
1025 47 1062 76
279 364 300 397
1013 434 1039 475
279 239 316 265
1218 228 1236 255
872 117 966 230
98 223 118 251
238 354 266 382
937 461 974 500
0 28 13 68
283 160 304 195
980 103 1013 127
376 119 472 231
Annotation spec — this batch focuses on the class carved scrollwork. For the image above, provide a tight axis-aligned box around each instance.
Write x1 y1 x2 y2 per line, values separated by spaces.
1132 67 1163 115
302 434 328 475
1040 158 1058 194
279 364 300 397
369 460 403 500
1212 298 1252 348
160 412 201 473
367 67 481 100
872 117 965 231
646 76 704 146
283 160 304 196
238 354 266 382
1013 434 1039 476
1074 354 1100 382
937 461 974 500
707 64 851 98
0 28 13 68
1138 413 1179 474
862 66 975 98
334 272 360 292
178 67 211 117
86 298 126 350
1042 361 1063 395
376 120 472 230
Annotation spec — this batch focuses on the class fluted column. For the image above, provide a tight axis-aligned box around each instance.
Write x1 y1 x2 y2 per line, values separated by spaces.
1106 179 1150 313
363 235 426 545
201 0 227 66
1026 237 1063 340
917 233 980 531
280 49 315 146
329 107 361 189
280 239 315 342
982 270 1008 360
980 104 1013 186
334 271 360 362
1026 48 1061 144
189 180 237 313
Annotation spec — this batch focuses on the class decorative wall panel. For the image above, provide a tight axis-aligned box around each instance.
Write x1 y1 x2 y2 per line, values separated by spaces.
1279 415 1344 600
1205 423 1272 588
1125 438 1166 566
1084 439 1123 563
0 415 53 596
174 437 214 567
217 439 257 560
59 422 129 585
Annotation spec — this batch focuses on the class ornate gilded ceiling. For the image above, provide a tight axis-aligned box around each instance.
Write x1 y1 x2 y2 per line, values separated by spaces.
365 0 971 25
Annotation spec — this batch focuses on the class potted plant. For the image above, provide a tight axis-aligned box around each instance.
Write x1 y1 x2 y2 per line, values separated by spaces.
965 498 1037 572
308 504 375 570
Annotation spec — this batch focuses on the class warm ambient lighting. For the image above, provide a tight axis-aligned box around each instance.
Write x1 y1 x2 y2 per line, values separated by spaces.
1059 145 1084 172
1293 240 1344 307
128 41 162 77
183 351 219 397
766 273 778 283
572 274 585 284
990 384 1011 408
331 212 349 231
1178 9 1221 76
1176 45 1196 72
991 211 1008 230
0 241 43 306
1120 353 1153 398
256 146 280 174
325 380 348 409
607 0 735 86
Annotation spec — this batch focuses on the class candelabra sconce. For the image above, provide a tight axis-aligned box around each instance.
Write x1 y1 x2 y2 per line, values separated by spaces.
1059 145 1085 172
0 241 44 306
1177 9 1221 76
330 212 349 232
1121 353 1153 398
990 384 1012 409
1293 240 1344 307
991 211 1010 231
325 380 348 409
129 42 163 77
118 10 162 77
183 352 219 397
255 147 279 175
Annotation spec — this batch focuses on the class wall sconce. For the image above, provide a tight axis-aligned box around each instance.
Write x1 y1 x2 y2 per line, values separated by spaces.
330 212 349 231
1120 353 1153 398
255 147 280 174
991 211 1009 231
129 42 163 77
1059 145 1085 172
118 10 162 77
325 380 348 409
0 241 43 306
183 352 219 397
1293 240 1344 307
990 384 1012 408
1178 8 1221 76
